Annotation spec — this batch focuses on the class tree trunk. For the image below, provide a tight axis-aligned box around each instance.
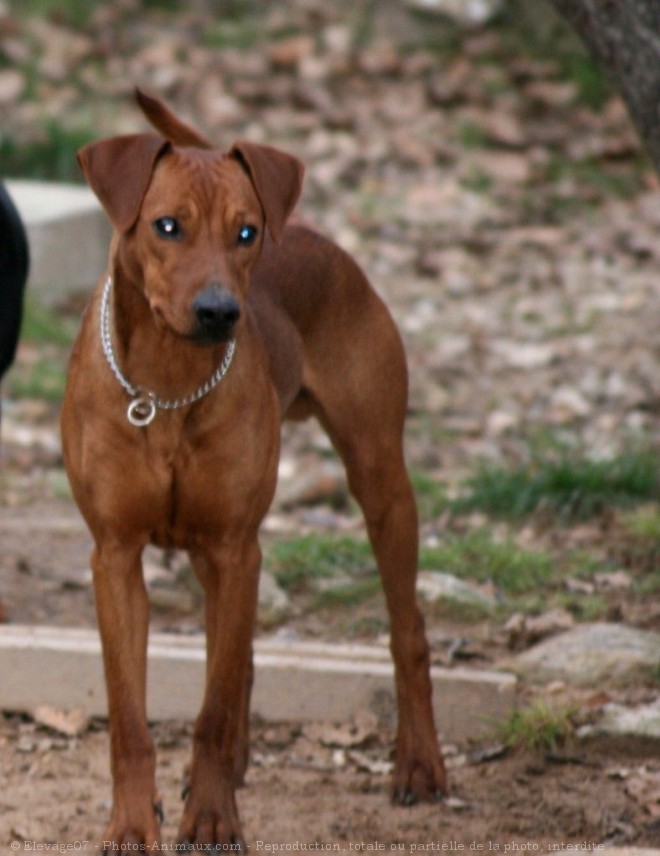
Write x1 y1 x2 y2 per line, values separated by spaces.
550 0 660 172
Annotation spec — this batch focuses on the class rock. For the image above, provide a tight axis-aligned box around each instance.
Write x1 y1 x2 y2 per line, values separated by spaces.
468 151 532 184
32 704 90 738
347 749 393 775
196 78 244 126
492 340 556 370
148 583 196 613
303 709 378 748
504 609 575 651
405 0 503 26
268 36 315 69
417 571 497 613
276 461 348 509
1 417 61 455
511 623 660 687
579 699 660 742
594 570 633 591
477 111 528 149
403 180 499 230
27 19 94 82
146 556 198 613
427 60 473 106
524 80 578 107
0 68 24 103
486 409 520 436
548 386 592 421
322 24 352 57
258 570 291 627
623 767 660 817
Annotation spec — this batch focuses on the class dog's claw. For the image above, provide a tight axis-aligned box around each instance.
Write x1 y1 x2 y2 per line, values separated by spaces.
154 800 165 824
392 782 449 806
392 787 417 806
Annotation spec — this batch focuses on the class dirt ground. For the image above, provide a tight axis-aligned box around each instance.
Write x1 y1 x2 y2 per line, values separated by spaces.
1 0 660 851
1 501 658 852
0 495 657 851
1 711 658 851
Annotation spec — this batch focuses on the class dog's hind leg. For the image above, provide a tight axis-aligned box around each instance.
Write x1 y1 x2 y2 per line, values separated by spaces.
323 416 447 803
301 307 447 804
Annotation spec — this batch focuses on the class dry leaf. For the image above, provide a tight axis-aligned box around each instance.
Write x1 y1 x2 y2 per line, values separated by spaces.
32 705 90 738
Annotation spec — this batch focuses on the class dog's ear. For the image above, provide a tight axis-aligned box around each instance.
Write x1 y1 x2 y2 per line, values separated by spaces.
135 87 214 149
77 134 171 233
230 141 304 244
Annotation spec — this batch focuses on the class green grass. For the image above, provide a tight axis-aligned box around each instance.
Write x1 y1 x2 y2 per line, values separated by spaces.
546 154 645 201
460 168 494 194
565 55 611 111
0 122 94 182
267 531 557 598
617 506 660 582
5 298 74 402
8 357 67 402
498 0 612 111
265 528 591 610
11 0 96 27
20 295 77 347
456 449 660 522
314 576 382 609
420 530 557 595
202 18 261 51
410 469 450 522
457 121 489 150
623 505 660 544
500 701 577 755
265 535 375 594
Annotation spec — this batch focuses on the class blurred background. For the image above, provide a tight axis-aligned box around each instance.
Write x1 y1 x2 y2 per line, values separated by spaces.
1 0 658 638
0 0 658 847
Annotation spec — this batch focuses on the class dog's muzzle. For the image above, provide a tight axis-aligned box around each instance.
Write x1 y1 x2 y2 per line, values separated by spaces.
192 285 241 344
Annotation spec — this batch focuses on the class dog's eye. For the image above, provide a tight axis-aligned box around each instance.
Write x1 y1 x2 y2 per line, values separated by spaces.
237 225 258 246
153 217 181 239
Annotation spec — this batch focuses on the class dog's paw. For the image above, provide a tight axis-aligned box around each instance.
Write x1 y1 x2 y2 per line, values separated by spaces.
178 801 246 852
99 829 160 855
99 799 162 854
391 755 448 806
178 834 247 854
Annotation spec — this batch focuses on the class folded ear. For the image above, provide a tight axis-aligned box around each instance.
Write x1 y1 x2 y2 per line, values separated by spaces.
230 141 304 244
135 87 214 149
77 134 171 233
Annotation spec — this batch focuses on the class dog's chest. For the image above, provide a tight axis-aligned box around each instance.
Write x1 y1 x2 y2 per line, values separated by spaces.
137 413 279 550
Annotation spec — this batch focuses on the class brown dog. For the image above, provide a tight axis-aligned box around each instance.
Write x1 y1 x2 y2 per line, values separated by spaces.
61 89 446 852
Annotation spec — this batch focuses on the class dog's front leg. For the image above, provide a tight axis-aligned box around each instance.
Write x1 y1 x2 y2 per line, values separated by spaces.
179 539 261 851
92 541 161 853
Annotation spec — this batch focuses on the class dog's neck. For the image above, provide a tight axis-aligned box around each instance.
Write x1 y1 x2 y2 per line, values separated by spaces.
106 266 236 416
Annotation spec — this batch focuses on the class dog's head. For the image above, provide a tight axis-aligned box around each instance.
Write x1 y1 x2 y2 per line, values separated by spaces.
77 89 304 345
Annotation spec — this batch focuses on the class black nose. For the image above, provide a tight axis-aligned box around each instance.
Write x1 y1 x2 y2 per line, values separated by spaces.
192 286 240 341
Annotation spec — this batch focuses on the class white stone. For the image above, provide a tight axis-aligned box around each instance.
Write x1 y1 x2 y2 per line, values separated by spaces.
511 623 660 687
417 571 497 613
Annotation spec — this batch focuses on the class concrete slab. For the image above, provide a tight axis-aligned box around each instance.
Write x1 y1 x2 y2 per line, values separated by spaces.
5 179 110 304
0 625 516 742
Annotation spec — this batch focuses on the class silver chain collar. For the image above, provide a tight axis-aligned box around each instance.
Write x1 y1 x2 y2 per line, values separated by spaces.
100 275 236 427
